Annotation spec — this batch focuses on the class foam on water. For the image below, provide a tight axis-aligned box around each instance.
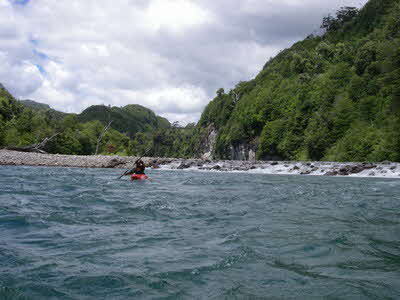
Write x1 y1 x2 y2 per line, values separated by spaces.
159 161 400 178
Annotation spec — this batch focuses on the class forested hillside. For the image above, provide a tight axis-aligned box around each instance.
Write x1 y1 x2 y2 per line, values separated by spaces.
0 85 197 156
78 104 170 138
19 99 68 120
197 0 400 162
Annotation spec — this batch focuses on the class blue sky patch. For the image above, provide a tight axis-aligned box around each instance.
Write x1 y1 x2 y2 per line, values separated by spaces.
10 0 30 5
35 64 46 75
29 39 39 46
32 47 48 75
33 49 49 60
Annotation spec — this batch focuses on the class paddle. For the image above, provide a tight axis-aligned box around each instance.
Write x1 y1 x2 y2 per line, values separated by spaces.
118 148 152 179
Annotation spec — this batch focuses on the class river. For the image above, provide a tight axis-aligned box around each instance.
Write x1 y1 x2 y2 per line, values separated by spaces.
1 166 399 299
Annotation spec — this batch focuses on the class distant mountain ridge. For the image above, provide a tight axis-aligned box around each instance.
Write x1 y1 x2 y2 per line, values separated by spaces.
19 99 51 110
18 99 68 120
78 104 170 138
0 84 175 155
0 85 171 138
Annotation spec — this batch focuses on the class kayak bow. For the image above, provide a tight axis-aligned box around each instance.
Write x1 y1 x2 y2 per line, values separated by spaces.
130 174 149 181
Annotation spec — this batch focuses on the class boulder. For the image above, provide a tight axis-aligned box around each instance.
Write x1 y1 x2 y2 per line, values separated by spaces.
338 167 349 176
349 165 365 174
324 171 338 176
362 163 377 169
300 170 312 175
105 158 125 168
177 163 191 169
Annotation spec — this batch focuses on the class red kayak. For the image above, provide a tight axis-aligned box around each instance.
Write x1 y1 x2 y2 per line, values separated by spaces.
130 174 149 181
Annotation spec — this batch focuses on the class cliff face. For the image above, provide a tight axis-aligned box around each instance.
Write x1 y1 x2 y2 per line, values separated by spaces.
229 140 258 161
196 0 400 162
199 124 218 160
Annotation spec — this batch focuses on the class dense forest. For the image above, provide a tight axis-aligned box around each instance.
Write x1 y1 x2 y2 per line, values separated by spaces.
0 85 196 157
197 0 400 162
1 0 399 162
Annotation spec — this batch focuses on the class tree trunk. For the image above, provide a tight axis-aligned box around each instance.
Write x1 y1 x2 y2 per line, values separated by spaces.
5 133 59 153
95 121 113 155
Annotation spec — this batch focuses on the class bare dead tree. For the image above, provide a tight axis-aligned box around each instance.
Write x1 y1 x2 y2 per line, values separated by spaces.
232 91 240 104
95 120 113 155
5 133 60 154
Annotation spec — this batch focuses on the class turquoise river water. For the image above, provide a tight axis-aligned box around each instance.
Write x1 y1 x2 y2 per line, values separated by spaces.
0 166 400 299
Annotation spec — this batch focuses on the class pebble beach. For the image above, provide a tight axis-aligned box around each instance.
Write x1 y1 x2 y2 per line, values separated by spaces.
0 149 399 178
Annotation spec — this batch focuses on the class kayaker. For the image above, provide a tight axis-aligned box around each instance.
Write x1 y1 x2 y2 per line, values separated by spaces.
129 159 149 180
117 152 150 180
124 159 145 176
134 159 146 175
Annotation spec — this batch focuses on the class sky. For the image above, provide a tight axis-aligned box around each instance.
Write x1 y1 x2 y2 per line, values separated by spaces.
1 0 368 124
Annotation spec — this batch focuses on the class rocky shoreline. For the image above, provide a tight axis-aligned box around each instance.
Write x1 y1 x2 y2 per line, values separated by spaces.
0 149 399 178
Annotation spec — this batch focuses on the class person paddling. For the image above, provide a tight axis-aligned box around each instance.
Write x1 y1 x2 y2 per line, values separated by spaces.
133 159 145 175
123 159 148 180
117 148 151 180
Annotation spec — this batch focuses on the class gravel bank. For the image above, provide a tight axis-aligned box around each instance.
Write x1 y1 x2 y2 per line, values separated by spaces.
0 149 199 169
1 149 399 178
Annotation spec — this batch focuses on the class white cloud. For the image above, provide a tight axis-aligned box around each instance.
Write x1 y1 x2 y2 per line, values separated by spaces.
2 0 369 124
0 52 43 96
0 1 44 96
145 0 213 33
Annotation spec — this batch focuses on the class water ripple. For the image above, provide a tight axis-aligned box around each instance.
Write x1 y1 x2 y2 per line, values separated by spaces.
0 166 399 299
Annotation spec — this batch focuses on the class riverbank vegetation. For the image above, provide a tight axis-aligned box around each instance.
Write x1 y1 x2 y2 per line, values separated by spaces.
198 0 400 162
0 86 196 157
